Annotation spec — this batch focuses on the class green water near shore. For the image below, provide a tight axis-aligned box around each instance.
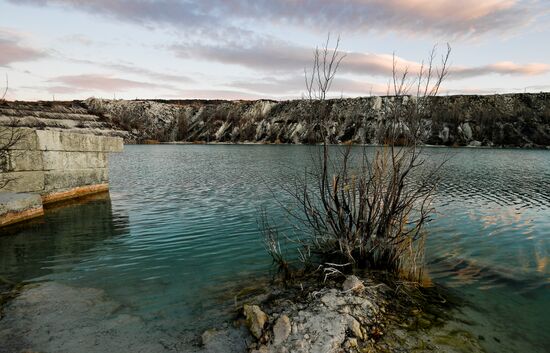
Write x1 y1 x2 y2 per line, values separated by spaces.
0 145 548 352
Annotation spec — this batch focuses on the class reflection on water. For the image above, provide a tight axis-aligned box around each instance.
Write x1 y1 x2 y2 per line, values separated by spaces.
0 145 549 352
0 192 129 283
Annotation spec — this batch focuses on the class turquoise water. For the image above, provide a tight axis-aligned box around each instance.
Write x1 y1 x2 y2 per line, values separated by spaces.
0 145 549 352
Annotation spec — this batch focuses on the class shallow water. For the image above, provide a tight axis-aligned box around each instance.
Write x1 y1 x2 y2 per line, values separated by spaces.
0 145 549 352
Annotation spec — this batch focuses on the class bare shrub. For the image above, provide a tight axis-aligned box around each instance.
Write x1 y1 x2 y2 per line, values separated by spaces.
262 38 451 282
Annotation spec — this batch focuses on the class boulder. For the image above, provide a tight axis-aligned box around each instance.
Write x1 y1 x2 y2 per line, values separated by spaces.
272 315 291 344
342 275 365 293
243 304 268 339
347 315 364 340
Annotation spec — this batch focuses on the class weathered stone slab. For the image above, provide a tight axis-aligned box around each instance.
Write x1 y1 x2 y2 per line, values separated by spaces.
35 130 63 151
43 168 108 192
42 151 106 170
0 192 44 227
42 183 109 204
3 150 44 172
36 130 123 152
60 132 102 152
0 171 45 193
0 127 38 150
100 136 124 152
1 105 125 227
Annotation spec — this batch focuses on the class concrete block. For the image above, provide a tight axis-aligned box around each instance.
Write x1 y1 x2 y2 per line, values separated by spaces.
59 132 101 152
43 168 108 192
19 127 124 152
0 192 44 227
101 136 124 152
33 130 123 152
0 127 38 150
42 151 106 170
36 130 63 151
0 171 45 193
0 192 42 214
3 150 44 172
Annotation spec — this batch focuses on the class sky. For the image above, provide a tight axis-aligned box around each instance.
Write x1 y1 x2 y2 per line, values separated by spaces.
0 0 549 101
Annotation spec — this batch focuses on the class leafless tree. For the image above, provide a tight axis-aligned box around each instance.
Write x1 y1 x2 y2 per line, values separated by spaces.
262 39 452 282
304 34 346 102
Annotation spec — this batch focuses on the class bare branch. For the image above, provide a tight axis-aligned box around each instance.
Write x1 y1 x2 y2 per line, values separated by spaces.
0 74 8 101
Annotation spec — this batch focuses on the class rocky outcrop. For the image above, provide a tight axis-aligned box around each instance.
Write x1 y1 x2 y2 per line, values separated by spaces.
240 275 485 353
3 94 549 147
86 93 550 147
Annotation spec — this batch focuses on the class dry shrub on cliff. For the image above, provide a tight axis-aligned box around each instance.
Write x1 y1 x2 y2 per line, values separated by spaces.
262 38 451 282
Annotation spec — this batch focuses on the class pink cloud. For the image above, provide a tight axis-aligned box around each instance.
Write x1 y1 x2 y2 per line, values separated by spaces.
486 62 550 75
177 40 549 80
49 74 164 91
452 62 550 78
0 36 46 66
376 0 517 21
8 0 541 38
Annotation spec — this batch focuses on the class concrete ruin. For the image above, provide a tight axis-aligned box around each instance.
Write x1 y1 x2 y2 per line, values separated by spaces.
0 101 124 228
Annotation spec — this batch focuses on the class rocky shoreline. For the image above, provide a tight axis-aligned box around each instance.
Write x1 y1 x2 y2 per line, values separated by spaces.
84 93 550 148
200 273 486 353
3 93 549 148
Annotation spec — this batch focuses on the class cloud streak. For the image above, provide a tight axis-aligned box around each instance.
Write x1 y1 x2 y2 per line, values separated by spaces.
48 74 165 92
8 0 543 39
227 75 387 97
0 29 46 66
174 40 550 79
453 62 550 78
61 55 195 84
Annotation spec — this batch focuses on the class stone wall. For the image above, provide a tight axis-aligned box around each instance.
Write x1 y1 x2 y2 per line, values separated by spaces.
0 100 129 139
0 127 123 227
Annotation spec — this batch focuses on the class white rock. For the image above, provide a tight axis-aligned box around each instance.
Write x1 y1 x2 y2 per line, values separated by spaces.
342 275 365 293
273 315 291 345
347 316 364 340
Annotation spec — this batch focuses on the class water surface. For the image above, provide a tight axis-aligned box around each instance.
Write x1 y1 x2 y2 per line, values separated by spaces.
0 145 548 352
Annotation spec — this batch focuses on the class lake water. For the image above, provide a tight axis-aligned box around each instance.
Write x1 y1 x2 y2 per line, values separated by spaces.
0 145 549 352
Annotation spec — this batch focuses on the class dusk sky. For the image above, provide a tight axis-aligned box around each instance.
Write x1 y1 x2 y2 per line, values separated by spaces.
1 0 549 101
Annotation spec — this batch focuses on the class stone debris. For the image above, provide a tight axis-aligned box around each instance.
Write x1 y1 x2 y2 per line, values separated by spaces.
272 315 291 345
243 277 381 353
241 275 486 353
243 304 269 339
342 275 365 293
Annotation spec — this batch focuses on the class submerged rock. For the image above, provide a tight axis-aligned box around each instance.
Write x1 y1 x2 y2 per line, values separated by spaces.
0 282 181 353
201 327 251 353
0 281 251 353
